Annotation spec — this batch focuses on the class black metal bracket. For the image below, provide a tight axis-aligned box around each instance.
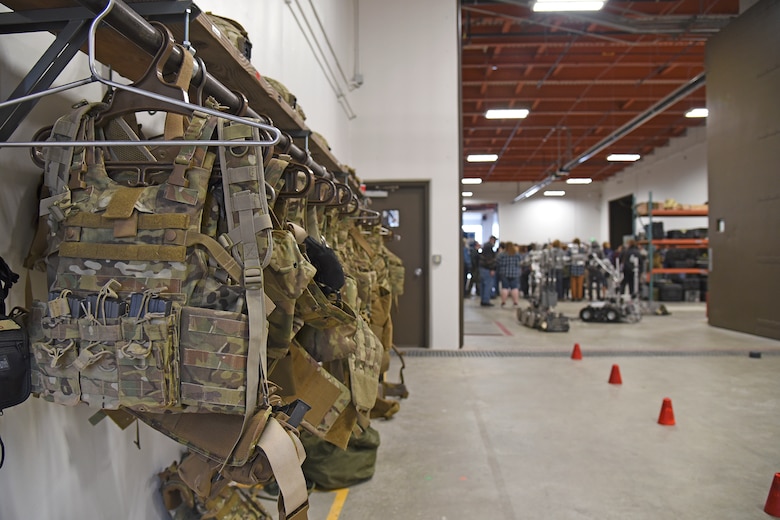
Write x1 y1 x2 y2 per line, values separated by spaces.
0 1 201 142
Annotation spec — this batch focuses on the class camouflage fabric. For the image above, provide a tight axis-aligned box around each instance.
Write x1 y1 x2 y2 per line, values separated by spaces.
348 316 382 414
27 104 273 415
178 306 255 413
264 229 316 359
206 12 253 61
264 77 307 121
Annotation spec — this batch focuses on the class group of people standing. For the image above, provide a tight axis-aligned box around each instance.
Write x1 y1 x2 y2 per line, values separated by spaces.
464 236 646 307
463 236 525 308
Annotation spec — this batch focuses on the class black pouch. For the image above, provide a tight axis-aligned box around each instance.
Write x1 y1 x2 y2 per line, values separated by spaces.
0 308 31 412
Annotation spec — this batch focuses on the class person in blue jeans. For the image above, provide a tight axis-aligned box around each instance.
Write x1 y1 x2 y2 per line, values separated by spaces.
478 235 498 307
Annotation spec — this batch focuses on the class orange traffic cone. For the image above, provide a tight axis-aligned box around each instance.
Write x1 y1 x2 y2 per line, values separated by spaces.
765 473 780 517
657 397 676 426
571 343 582 360
608 364 622 385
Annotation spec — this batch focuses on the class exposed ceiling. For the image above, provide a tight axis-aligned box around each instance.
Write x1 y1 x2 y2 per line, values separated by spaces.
460 0 740 185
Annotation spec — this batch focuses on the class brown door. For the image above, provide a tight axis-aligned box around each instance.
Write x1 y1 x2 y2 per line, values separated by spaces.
364 181 429 348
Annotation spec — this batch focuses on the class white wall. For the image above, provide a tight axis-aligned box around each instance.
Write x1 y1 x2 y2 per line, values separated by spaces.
348 0 461 349
467 181 603 246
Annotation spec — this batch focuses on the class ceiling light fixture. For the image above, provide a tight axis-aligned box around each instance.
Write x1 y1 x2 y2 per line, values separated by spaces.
543 190 566 197
461 178 483 185
607 153 641 162
533 0 605 12
485 108 529 119
462 191 474 197
466 154 498 163
685 108 709 118
566 178 593 184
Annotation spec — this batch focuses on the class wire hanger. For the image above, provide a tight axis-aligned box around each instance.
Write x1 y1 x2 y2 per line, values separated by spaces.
0 0 281 148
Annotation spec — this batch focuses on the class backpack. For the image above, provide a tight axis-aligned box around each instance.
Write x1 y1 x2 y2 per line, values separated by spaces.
0 257 31 469
0 257 30 414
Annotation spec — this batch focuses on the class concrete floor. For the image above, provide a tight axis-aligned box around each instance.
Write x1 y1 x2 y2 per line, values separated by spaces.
292 297 780 519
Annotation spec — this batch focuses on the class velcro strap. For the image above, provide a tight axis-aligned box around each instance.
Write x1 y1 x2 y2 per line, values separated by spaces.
113 214 138 238
59 242 186 262
223 123 253 141
225 214 273 245
185 232 242 282
232 191 262 212
67 212 190 230
226 165 257 184
104 187 145 219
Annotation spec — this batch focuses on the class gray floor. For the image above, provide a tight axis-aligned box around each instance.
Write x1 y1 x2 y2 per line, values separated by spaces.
296 296 780 519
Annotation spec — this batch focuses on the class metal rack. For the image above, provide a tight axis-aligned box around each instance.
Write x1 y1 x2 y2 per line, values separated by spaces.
0 0 347 182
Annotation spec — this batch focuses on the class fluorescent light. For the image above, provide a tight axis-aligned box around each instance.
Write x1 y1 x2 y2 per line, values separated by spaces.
462 191 474 197
485 108 529 119
533 0 604 12
467 154 498 163
685 108 708 118
607 153 641 162
461 178 483 185
566 178 592 184
543 190 566 197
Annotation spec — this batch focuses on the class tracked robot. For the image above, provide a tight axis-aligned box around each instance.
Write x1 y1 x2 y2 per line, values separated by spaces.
517 245 570 332
578 252 642 324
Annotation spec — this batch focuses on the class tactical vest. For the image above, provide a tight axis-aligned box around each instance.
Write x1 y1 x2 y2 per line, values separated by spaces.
28 102 274 416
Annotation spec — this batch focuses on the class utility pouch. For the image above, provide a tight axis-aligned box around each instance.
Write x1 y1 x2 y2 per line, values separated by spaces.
0 308 31 412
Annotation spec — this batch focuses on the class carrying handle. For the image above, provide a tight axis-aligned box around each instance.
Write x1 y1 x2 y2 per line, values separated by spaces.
276 163 314 199
306 177 337 205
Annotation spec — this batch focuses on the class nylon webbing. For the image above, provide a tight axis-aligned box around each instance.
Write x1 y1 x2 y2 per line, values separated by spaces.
59 242 186 262
216 118 272 474
259 418 309 520
68 212 190 230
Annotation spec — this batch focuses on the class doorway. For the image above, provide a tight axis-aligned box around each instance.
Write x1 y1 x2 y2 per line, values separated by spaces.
364 181 429 348
609 194 635 249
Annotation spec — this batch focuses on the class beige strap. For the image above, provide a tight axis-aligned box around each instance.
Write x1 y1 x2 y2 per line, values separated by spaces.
216 118 271 473
185 232 242 282
349 227 376 259
259 417 309 520
68 212 190 230
59 242 186 262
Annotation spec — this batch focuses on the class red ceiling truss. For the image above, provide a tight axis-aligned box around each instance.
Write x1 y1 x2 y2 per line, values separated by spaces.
460 0 740 184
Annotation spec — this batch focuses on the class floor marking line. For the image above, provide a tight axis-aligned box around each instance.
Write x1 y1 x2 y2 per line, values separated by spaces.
326 488 349 520
494 320 513 336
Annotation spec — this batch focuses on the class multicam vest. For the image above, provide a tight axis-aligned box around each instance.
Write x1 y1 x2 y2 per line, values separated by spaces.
28 102 275 416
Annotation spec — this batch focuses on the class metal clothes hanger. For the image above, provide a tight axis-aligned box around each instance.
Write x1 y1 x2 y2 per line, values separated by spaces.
0 0 281 148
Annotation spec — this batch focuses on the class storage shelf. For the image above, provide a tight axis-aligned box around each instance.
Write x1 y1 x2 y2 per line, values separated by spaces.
651 268 708 275
639 238 709 248
638 209 709 217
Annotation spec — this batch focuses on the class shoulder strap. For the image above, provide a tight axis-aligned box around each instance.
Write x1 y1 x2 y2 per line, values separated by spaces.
216 117 273 464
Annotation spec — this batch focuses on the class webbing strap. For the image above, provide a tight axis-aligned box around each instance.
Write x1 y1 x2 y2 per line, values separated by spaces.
185 232 242 282
44 102 96 194
68 212 190 230
349 227 376 259
216 118 272 473
59 242 186 262
259 418 309 520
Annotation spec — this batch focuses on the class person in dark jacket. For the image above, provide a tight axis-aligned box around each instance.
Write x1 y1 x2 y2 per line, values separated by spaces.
619 239 643 298
478 236 498 306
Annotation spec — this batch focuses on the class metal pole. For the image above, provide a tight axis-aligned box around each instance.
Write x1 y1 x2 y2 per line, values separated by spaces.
74 0 331 178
